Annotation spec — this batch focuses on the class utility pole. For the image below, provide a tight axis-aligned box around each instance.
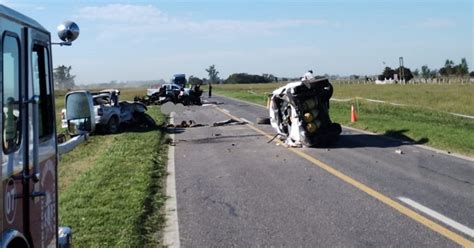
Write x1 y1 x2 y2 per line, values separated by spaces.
399 57 404 83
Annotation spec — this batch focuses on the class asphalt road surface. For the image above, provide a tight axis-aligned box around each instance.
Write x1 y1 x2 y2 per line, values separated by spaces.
170 95 474 247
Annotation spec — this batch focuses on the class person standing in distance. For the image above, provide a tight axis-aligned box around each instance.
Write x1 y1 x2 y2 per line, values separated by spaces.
302 70 315 81
208 83 212 98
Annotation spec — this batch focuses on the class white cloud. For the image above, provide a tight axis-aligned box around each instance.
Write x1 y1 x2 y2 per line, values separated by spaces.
417 18 456 28
75 4 328 38
77 4 168 24
0 0 45 11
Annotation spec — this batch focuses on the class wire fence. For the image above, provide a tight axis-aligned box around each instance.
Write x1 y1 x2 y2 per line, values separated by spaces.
333 77 474 85
331 97 474 120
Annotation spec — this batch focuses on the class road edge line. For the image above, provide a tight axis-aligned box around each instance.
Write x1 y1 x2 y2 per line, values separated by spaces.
214 106 474 247
163 116 180 248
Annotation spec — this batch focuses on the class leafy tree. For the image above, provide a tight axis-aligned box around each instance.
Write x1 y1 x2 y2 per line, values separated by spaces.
429 69 438 78
205 65 220 84
225 73 271 84
396 66 414 82
458 58 469 76
262 73 278 82
377 66 413 82
54 65 75 90
470 71 474 77
439 59 452 76
378 66 395 80
440 58 468 77
412 69 420 78
188 76 203 85
421 65 431 82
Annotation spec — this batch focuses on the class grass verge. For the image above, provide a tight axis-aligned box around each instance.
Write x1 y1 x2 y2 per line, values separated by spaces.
213 83 474 156
58 106 168 247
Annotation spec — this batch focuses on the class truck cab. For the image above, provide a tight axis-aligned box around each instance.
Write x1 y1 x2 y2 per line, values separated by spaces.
0 5 89 247
172 74 187 88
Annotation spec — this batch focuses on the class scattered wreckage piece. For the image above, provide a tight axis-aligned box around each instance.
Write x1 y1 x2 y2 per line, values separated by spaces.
166 120 208 128
268 78 341 147
212 119 248 127
164 119 248 128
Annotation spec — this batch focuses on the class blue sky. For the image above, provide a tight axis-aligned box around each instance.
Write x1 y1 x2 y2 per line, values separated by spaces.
1 0 472 84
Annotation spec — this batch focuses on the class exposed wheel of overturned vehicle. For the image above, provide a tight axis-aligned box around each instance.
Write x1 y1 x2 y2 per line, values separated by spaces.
256 117 271 125
136 112 157 127
107 115 120 134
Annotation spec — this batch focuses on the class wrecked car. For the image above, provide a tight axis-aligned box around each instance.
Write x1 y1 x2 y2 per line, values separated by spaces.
136 83 203 106
62 89 156 134
268 78 341 147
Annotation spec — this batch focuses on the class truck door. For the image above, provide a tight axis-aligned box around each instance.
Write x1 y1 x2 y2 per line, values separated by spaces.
28 29 58 246
1 27 30 246
1 25 57 246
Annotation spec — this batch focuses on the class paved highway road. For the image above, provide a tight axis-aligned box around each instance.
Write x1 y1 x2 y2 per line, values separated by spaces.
166 95 474 247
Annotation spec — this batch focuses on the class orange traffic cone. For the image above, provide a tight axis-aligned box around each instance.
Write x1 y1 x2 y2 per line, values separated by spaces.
351 104 357 122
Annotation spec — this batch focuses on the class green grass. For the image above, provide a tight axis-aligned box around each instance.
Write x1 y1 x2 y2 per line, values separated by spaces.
332 83 474 116
56 88 168 247
213 83 474 156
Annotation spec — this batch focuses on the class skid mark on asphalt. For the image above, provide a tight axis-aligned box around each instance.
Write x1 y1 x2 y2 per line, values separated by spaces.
202 195 239 218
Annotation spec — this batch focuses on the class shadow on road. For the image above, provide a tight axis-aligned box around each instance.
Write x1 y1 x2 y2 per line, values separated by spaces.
383 129 429 145
331 129 429 149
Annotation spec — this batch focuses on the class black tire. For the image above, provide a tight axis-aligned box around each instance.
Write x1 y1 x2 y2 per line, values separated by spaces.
140 113 157 127
256 117 271 125
107 116 120 134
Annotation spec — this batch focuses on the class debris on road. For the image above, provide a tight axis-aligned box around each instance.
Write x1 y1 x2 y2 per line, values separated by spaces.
395 149 404 154
166 120 208 128
212 119 247 127
201 100 224 106
165 138 176 146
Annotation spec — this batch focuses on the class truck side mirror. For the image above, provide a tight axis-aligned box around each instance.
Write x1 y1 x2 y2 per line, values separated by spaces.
65 91 94 136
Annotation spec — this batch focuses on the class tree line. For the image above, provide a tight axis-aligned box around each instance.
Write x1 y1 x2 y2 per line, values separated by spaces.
378 58 471 83
54 65 75 90
53 59 473 90
188 65 283 85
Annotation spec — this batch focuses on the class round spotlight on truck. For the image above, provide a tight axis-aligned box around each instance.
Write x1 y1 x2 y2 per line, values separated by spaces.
57 21 80 42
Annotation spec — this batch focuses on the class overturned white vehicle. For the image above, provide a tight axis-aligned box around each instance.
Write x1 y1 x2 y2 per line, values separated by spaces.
269 78 342 147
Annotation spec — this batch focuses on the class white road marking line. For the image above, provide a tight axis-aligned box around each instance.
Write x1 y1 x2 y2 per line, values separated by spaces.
164 117 180 248
221 108 230 113
240 118 253 125
398 197 474 238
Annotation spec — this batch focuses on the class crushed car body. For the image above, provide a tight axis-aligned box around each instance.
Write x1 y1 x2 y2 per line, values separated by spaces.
136 83 203 106
62 89 156 134
269 78 341 147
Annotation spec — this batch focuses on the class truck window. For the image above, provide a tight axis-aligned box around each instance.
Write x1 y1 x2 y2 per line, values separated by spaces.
32 43 53 139
2 34 21 154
